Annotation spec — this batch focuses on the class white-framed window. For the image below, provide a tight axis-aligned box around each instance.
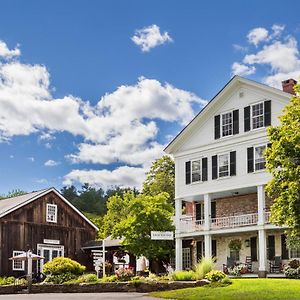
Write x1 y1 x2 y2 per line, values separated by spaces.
182 247 191 270
252 102 264 129
221 112 233 137
290 248 300 259
218 153 229 177
12 251 25 271
191 160 201 183
46 204 57 223
254 145 266 171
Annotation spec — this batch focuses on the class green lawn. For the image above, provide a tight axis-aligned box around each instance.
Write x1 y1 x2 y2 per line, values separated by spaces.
150 279 300 300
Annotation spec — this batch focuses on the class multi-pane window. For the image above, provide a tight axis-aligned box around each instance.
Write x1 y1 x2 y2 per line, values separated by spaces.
218 154 229 177
12 251 25 271
254 145 266 171
252 102 264 129
191 160 201 182
182 247 191 270
290 248 300 258
46 204 57 223
221 112 233 137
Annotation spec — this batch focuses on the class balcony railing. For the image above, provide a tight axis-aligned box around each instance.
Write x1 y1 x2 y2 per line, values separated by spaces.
179 212 271 232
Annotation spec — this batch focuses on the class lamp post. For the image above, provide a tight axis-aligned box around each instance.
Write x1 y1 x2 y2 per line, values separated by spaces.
27 250 33 293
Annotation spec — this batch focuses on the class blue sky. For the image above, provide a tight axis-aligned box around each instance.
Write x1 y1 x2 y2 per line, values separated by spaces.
0 0 300 194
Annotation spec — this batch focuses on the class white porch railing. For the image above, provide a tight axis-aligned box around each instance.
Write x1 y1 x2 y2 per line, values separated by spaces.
210 213 258 229
178 211 272 232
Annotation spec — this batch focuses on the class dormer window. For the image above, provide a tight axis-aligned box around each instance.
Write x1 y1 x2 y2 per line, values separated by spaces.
221 112 233 137
252 102 264 129
46 204 57 223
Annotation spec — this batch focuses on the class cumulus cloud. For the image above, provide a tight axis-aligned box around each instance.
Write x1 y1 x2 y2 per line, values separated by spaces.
44 159 59 167
247 27 269 46
0 40 205 190
232 62 256 76
0 40 20 59
232 24 300 88
131 24 173 52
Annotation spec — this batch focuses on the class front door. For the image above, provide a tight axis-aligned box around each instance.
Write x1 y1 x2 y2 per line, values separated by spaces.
37 244 64 273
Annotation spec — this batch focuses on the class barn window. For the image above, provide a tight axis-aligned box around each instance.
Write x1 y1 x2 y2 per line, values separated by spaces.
12 251 25 271
46 204 57 223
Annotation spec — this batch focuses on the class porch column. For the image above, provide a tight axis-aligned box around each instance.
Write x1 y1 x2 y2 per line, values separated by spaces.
204 234 212 258
204 194 211 231
175 198 183 232
257 185 266 225
175 238 183 271
258 229 267 277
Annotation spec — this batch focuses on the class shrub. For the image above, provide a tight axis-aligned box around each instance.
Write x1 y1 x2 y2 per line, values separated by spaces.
101 275 118 282
115 267 134 281
76 273 98 283
171 270 196 281
43 257 86 275
205 270 227 282
44 272 78 284
0 276 15 285
289 259 300 269
228 265 244 277
194 257 215 280
220 276 232 285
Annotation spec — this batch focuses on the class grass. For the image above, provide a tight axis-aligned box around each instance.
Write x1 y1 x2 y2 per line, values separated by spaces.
150 279 300 300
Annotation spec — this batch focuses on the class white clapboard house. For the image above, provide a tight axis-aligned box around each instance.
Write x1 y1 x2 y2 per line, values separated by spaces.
165 76 297 277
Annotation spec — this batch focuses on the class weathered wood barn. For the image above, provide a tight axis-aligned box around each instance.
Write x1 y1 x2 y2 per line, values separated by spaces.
0 187 98 276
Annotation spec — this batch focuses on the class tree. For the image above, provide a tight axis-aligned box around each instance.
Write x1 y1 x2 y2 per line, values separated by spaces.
0 189 27 199
60 185 78 203
143 155 175 206
265 82 300 241
110 192 175 272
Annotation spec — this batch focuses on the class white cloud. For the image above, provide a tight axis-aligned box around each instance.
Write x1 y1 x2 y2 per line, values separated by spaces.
28 157 35 162
232 24 300 88
233 44 248 52
0 39 205 190
63 166 146 190
0 40 20 59
231 62 256 76
44 159 59 167
247 27 269 46
131 24 173 52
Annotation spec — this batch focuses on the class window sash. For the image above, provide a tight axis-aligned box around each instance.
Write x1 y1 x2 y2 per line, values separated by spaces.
12 251 25 271
252 102 264 129
221 112 233 137
182 248 191 270
218 154 229 177
254 145 266 171
46 204 57 223
191 160 201 182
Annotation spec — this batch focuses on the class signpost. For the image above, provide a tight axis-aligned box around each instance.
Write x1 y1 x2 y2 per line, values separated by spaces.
151 231 174 240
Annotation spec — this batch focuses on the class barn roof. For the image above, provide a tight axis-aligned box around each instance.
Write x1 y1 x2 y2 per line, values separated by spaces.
0 187 98 231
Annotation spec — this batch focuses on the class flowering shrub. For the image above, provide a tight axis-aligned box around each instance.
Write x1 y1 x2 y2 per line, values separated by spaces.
228 265 244 276
115 267 134 281
205 270 227 282
284 260 300 279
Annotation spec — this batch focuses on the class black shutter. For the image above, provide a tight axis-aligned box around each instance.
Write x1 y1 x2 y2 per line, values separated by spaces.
196 241 203 261
244 106 251 132
250 237 257 261
202 157 208 181
195 203 202 221
185 161 191 185
264 100 271 127
281 234 289 260
211 201 216 219
230 151 236 176
233 109 239 135
212 155 218 180
267 235 275 260
212 240 217 257
214 115 220 139
247 147 254 173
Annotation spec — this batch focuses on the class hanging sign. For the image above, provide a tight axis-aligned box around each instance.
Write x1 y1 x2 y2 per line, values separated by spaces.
151 231 174 240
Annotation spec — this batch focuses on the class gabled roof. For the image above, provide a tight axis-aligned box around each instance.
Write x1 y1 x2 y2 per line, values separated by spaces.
164 75 291 154
0 187 98 231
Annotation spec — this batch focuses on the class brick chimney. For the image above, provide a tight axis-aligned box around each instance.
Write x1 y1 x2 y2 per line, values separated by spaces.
282 78 297 95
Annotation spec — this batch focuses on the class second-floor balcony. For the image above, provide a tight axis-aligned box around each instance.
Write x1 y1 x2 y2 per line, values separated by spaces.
179 211 271 233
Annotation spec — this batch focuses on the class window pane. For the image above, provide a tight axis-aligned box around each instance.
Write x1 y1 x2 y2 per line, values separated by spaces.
219 154 229 177
255 145 266 170
222 112 233 137
191 160 201 182
252 103 264 129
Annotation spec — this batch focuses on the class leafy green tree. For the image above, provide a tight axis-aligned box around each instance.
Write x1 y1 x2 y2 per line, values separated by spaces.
111 192 174 263
60 185 78 203
143 155 175 205
0 189 27 199
266 82 300 240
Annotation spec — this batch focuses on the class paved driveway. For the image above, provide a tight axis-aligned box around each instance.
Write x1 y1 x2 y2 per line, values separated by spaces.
0 293 160 300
